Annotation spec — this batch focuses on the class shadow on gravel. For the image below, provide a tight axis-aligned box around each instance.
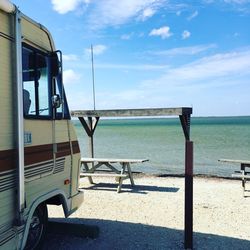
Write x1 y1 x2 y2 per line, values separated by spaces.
43 218 250 250
82 183 179 194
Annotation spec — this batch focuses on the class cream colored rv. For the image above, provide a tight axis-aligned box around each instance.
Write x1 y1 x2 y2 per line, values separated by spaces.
0 0 84 249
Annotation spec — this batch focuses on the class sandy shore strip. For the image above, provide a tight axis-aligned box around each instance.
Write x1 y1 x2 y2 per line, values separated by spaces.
44 175 250 249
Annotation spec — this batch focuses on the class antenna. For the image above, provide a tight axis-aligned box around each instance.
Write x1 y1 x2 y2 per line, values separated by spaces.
91 44 96 110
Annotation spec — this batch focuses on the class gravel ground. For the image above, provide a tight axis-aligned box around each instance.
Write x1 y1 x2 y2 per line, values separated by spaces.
43 175 250 249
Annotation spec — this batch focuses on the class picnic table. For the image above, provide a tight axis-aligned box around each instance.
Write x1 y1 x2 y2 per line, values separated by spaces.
80 157 148 192
219 159 250 196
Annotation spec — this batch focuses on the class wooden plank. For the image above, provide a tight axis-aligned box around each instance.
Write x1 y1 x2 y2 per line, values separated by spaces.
80 173 127 178
232 174 250 179
81 157 148 164
71 107 192 118
219 159 250 165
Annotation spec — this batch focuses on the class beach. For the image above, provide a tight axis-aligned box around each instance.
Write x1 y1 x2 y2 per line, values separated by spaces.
44 175 250 249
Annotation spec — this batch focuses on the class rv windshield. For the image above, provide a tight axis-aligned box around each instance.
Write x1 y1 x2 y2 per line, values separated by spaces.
22 46 51 117
22 45 70 120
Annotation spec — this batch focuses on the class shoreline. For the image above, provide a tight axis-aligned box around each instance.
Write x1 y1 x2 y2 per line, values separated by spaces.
91 169 244 181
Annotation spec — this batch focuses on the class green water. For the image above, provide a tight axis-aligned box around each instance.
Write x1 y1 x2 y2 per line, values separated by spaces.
73 116 250 177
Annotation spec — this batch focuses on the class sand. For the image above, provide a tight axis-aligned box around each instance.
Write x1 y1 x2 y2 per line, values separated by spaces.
43 175 250 249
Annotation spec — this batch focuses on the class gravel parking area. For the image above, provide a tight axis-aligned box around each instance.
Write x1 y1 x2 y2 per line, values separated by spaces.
43 175 250 249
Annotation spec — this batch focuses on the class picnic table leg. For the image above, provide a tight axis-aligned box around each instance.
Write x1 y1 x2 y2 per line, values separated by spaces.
82 162 94 184
241 164 246 196
126 163 135 186
117 163 126 193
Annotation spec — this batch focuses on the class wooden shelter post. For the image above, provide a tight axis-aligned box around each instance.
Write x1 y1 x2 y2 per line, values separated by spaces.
180 114 193 249
79 116 99 180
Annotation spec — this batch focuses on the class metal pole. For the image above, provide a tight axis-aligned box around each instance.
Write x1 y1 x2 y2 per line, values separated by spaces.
91 44 96 110
15 9 25 224
88 117 94 158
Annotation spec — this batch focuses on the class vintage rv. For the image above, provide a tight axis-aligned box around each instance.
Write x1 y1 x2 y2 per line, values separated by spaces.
0 0 84 249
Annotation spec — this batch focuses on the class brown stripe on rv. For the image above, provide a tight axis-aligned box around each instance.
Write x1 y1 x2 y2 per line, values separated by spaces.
72 140 80 154
0 149 16 171
0 140 80 172
56 141 80 157
56 142 71 158
24 144 53 166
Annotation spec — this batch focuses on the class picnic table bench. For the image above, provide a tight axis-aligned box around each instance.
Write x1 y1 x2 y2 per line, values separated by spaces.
80 157 148 192
219 159 250 196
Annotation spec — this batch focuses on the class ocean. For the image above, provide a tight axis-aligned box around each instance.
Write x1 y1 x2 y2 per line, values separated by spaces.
73 116 250 177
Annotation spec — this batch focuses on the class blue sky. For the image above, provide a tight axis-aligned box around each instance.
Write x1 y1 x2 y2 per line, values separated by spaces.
12 0 250 116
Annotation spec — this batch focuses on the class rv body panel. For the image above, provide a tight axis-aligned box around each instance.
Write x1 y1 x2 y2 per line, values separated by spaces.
0 10 14 153
22 17 53 52
0 8 17 249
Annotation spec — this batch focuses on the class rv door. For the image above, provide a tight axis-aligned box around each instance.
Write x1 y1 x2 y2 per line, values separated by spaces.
22 45 54 188
51 51 72 196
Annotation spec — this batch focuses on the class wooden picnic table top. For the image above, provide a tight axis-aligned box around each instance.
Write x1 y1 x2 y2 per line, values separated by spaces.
219 159 250 165
81 157 149 164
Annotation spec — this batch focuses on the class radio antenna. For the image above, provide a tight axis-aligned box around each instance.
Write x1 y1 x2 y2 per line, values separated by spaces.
91 44 96 110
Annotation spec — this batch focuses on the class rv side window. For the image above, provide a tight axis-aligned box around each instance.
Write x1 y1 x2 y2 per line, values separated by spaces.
52 51 70 120
53 79 70 119
22 46 51 119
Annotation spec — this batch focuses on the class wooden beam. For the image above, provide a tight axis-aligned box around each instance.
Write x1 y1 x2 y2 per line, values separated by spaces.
78 117 99 137
71 107 192 118
179 114 191 141
219 159 250 165
78 116 100 167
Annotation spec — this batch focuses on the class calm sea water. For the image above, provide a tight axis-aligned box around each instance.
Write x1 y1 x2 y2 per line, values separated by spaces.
73 116 250 177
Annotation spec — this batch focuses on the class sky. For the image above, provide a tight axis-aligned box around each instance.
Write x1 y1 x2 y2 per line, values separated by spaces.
12 0 250 116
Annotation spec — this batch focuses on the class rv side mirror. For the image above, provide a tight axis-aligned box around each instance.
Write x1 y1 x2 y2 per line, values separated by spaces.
51 52 59 77
52 94 61 108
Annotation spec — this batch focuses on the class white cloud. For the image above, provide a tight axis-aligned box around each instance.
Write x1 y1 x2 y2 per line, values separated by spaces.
121 33 133 40
149 26 173 39
143 48 250 87
176 10 182 16
51 0 88 14
86 0 166 29
63 69 80 84
95 63 169 70
187 10 198 20
149 44 217 57
182 30 191 39
74 62 169 71
224 0 250 4
203 0 214 3
63 54 78 61
84 44 107 56
134 48 250 114
93 45 107 55
138 7 156 21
